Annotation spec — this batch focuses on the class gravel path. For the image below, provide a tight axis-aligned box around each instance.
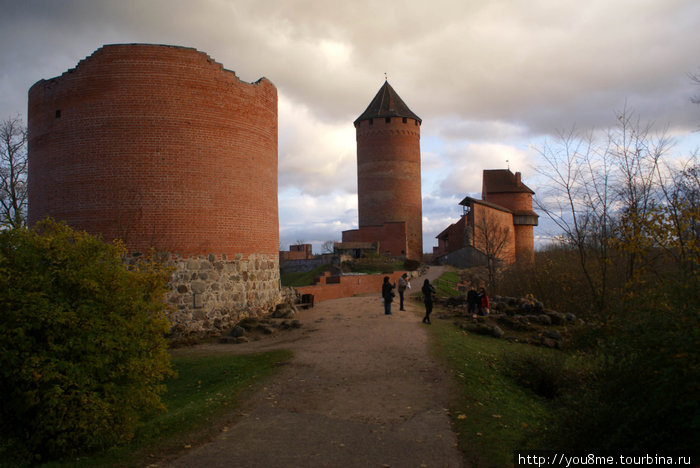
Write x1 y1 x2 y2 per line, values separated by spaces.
166 266 464 467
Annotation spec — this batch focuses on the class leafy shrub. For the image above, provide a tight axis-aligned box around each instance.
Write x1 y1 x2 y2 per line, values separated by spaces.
503 349 586 399
540 282 699 451
0 220 174 461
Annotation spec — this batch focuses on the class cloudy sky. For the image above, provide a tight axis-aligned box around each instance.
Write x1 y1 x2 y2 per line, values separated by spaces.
2 0 699 253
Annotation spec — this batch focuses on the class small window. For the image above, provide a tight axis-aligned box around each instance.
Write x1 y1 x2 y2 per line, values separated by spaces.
369 119 373 126
55 110 61 118
402 117 407 123
385 117 391 123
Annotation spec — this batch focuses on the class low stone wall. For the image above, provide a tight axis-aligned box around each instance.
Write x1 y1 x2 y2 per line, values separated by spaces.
296 271 418 303
129 252 281 336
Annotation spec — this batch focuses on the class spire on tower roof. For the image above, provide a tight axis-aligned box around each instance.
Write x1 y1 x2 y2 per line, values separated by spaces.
354 81 421 125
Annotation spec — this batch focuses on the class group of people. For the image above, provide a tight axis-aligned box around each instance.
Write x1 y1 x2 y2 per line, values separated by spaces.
382 274 490 323
467 285 490 316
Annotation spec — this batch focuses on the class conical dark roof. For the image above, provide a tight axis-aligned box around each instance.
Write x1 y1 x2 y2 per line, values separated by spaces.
354 81 421 125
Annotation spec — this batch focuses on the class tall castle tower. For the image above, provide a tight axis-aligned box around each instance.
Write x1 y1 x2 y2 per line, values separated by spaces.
352 81 423 260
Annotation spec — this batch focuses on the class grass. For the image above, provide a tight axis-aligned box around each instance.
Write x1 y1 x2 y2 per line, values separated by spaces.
42 349 293 467
280 263 331 287
423 270 560 467
427 319 554 468
433 270 462 297
341 258 405 274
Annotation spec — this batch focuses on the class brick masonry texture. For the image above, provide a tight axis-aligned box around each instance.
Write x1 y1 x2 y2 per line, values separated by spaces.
27 44 280 335
296 271 412 303
355 117 423 260
342 221 408 257
27 44 278 258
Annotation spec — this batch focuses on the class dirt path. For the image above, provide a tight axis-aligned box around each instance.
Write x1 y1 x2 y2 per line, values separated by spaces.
166 266 464 467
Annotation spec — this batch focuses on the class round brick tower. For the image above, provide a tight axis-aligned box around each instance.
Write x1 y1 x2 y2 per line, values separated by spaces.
354 81 423 260
27 44 280 334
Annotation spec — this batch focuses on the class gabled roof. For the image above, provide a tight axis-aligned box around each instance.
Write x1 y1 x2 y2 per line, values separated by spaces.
354 81 421 125
482 169 534 194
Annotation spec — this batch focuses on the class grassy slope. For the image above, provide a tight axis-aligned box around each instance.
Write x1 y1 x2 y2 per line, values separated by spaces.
280 263 330 287
45 349 292 467
424 272 555 468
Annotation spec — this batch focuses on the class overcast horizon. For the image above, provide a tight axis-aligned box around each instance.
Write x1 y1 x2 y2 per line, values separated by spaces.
2 0 699 254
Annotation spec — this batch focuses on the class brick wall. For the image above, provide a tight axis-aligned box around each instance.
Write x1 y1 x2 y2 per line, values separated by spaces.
355 117 423 260
341 221 408 257
27 44 278 258
483 192 533 214
471 204 516 265
483 192 535 263
296 271 409 303
27 44 280 335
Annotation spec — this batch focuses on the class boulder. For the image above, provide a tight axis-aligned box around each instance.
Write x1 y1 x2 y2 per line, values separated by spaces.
543 329 563 341
545 310 566 325
537 314 552 325
491 325 504 339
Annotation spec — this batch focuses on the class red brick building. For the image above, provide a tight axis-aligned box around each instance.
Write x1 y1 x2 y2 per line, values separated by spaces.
342 81 423 260
435 169 538 267
280 243 314 261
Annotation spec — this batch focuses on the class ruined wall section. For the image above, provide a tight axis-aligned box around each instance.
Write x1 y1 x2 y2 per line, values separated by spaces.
28 44 278 258
27 44 281 334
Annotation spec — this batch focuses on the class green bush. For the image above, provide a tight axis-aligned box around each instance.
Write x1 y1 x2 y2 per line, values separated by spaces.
540 282 699 451
503 349 587 399
0 220 174 461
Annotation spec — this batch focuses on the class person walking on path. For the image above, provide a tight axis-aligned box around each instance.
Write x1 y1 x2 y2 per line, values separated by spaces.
382 276 396 315
421 279 436 324
467 285 479 315
397 273 409 311
478 287 490 316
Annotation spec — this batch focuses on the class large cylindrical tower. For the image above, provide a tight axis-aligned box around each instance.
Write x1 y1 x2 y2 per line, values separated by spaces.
354 81 423 260
27 44 280 334
28 43 278 258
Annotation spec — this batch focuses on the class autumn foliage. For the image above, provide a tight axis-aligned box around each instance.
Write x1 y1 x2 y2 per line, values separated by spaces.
0 220 173 460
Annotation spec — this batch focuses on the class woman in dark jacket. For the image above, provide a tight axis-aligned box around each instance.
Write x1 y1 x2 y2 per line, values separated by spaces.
382 276 396 315
421 279 437 324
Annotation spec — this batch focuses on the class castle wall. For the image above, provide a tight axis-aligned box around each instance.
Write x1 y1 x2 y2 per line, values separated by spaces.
471 204 516 265
514 225 535 263
342 221 408 257
482 192 533 213
355 117 422 260
27 44 278 259
27 44 280 334
129 252 280 335
296 271 408 303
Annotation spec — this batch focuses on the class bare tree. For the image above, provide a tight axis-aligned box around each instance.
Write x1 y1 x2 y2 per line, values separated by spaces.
0 116 28 229
534 126 612 315
607 107 670 279
534 109 674 319
691 72 700 105
321 240 335 254
650 157 700 278
474 215 511 291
